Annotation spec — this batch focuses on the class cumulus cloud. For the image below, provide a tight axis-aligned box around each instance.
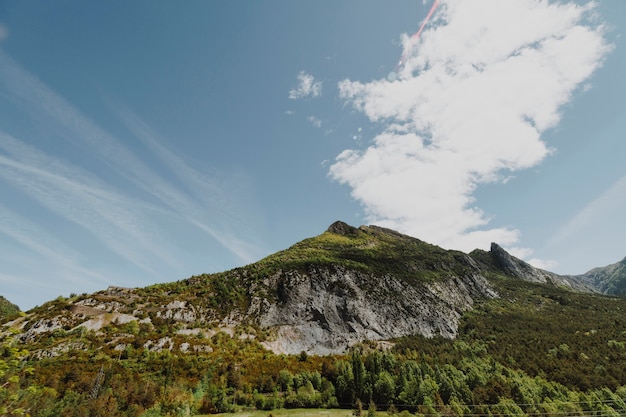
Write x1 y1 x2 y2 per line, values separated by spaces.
289 71 322 100
330 0 611 253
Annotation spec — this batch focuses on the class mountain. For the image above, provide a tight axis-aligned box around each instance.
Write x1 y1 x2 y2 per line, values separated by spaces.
573 257 626 295
0 295 19 320
5 221 626 416
8 221 501 355
251 222 498 354
3 221 609 356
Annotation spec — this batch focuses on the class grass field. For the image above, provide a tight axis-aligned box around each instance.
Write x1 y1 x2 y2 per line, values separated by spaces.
200 409 357 417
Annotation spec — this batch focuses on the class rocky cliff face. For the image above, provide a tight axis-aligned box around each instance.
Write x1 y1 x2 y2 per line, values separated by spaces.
241 222 499 353
252 264 496 354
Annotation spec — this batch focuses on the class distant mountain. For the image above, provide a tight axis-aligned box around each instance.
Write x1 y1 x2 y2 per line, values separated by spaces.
0 295 19 320
574 256 626 295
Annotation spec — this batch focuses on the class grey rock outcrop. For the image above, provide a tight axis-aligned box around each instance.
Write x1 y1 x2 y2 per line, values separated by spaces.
253 263 496 355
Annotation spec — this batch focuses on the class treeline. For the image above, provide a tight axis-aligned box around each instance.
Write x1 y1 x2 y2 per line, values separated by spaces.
7 336 626 417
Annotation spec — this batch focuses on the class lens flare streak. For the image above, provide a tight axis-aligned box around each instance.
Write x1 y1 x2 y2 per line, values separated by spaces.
390 0 441 80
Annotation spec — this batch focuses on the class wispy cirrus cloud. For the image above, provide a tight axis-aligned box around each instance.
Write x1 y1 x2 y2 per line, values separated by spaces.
330 0 611 257
0 131 180 271
0 49 264 264
289 71 322 100
0 202 110 289
112 106 265 264
0 50 266 308
549 175 626 250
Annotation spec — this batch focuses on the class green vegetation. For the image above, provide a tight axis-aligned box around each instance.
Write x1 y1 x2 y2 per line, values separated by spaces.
249 226 477 285
0 330 53 416
0 296 20 321
4 224 626 416
5 276 626 416
588 257 626 295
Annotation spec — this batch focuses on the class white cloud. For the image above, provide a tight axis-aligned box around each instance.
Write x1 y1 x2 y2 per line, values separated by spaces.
0 131 179 272
330 0 611 253
307 115 322 128
505 245 557 270
289 71 322 100
527 258 558 271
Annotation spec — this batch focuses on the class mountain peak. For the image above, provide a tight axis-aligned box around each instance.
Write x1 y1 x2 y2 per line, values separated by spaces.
326 220 360 236
487 242 593 291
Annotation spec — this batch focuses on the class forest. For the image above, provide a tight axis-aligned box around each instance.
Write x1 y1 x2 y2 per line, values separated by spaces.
4 276 626 417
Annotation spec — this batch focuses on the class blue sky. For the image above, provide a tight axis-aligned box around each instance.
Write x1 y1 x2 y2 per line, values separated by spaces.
0 0 624 310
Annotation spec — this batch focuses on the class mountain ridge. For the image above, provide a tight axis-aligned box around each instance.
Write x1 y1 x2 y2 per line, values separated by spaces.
4 220 620 356
571 256 626 295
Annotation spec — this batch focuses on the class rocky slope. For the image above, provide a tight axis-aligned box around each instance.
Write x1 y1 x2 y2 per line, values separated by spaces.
470 243 592 291
246 222 501 353
254 265 496 354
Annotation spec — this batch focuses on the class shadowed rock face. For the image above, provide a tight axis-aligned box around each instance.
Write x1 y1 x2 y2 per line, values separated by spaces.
490 243 554 283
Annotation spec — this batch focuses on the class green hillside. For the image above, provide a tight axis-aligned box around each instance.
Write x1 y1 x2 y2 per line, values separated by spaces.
0 295 19 320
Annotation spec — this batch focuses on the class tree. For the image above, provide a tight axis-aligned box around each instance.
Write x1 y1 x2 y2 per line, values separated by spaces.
0 330 51 416
351 351 367 402
373 371 396 406
335 359 354 405
277 369 293 393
